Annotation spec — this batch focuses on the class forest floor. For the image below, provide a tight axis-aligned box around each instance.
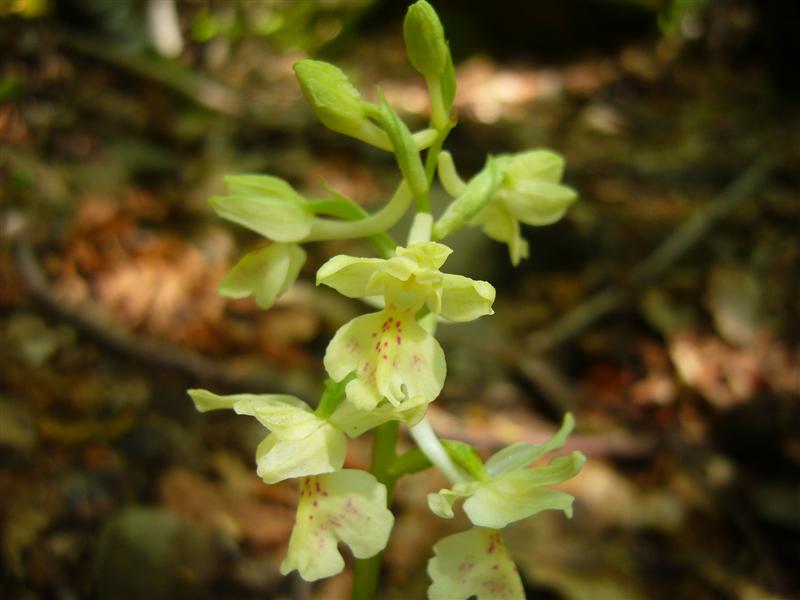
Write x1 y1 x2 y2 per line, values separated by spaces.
2 7 799 600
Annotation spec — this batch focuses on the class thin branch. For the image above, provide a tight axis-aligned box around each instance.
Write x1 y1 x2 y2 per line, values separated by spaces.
526 153 775 354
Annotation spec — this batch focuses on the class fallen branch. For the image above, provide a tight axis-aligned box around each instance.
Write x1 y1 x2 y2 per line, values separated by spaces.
15 236 318 399
53 28 243 117
526 153 775 354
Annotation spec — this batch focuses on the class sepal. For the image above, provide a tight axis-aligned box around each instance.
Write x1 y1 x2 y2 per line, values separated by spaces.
219 243 306 309
210 175 313 242
187 390 347 484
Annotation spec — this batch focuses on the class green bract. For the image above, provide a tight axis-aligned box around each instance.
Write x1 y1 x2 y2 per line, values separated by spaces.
474 150 577 265
188 390 347 484
210 175 313 242
433 158 501 240
428 528 524 600
281 470 394 581
428 414 585 528
218 243 306 309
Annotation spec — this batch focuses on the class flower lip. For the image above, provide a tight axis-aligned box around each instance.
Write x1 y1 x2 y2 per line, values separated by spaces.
280 470 394 581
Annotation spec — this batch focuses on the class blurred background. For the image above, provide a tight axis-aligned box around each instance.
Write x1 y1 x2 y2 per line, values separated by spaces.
1 0 799 598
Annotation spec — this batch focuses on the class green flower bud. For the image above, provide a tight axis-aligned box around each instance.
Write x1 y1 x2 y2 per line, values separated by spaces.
294 59 366 133
403 0 448 79
293 59 389 150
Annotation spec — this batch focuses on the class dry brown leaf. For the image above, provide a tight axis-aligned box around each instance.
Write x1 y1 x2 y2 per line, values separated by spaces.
159 468 294 549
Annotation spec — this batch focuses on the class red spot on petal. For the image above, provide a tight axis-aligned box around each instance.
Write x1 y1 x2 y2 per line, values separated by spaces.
396 336 401 345
383 354 388 359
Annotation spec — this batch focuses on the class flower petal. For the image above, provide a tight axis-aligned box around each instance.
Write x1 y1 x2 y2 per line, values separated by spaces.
395 241 452 270
329 396 428 438
219 243 306 309
427 528 524 600
210 176 312 242
439 274 496 322
281 471 394 581
255 426 347 484
324 309 446 410
475 201 529 266
502 149 565 183
463 453 585 528
230 394 322 440
504 180 577 226
485 413 575 478
188 389 241 412
427 482 478 519
316 254 386 299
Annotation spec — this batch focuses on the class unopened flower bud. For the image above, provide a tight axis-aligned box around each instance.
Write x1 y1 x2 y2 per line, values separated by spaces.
294 59 369 137
403 0 448 80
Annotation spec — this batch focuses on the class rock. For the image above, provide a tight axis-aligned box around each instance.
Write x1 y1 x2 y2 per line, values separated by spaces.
94 506 217 600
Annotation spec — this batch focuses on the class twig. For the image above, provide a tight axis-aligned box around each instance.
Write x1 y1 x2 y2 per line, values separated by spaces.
54 28 243 117
526 153 775 354
15 237 318 399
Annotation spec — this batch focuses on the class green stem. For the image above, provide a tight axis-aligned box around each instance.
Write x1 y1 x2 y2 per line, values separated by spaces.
305 182 412 242
426 75 447 131
351 421 399 600
436 150 467 197
307 198 397 257
424 121 454 186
